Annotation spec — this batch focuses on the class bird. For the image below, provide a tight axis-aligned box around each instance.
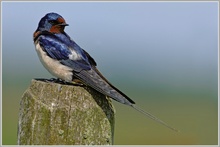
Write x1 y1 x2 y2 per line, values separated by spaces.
33 12 178 132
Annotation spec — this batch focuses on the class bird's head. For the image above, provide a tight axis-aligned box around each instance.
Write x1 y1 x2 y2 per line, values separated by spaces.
34 12 69 36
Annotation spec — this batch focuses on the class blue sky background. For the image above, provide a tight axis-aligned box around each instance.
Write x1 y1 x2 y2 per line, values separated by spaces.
2 2 218 145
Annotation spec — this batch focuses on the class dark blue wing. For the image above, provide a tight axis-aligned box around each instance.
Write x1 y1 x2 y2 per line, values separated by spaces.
38 34 91 72
39 35 70 60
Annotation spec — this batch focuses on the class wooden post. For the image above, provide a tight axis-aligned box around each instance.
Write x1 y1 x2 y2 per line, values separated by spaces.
17 79 115 145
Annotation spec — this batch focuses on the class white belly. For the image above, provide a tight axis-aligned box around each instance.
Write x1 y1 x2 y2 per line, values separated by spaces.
35 43 73 82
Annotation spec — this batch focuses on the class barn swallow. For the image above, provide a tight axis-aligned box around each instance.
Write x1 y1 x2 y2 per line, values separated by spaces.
33 12 178 132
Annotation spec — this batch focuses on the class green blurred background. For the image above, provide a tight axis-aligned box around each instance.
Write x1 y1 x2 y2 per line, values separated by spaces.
2 2 218 145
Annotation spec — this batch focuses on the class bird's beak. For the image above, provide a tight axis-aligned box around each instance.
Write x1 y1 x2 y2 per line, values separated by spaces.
58 23 69 26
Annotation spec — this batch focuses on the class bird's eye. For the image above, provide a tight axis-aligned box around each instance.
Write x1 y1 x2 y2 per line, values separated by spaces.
48 20 58 25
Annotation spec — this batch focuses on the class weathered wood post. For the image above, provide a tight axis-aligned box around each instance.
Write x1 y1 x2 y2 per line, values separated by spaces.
17 79 115 145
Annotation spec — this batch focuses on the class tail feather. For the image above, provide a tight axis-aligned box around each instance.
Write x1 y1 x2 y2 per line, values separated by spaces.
131 104 179 132
74 67 178 132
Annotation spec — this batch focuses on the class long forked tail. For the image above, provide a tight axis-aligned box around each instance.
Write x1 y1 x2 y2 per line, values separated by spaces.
131 104 179 132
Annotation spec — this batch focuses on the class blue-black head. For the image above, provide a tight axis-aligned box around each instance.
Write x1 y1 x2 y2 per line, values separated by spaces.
35 12 69 34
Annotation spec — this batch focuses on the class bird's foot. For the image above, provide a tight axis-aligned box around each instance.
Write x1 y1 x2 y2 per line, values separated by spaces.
34 78 59 83
47 78 84 86
44 78 67 84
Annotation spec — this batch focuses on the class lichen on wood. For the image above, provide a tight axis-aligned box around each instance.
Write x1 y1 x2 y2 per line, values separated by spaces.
17 79 115 145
